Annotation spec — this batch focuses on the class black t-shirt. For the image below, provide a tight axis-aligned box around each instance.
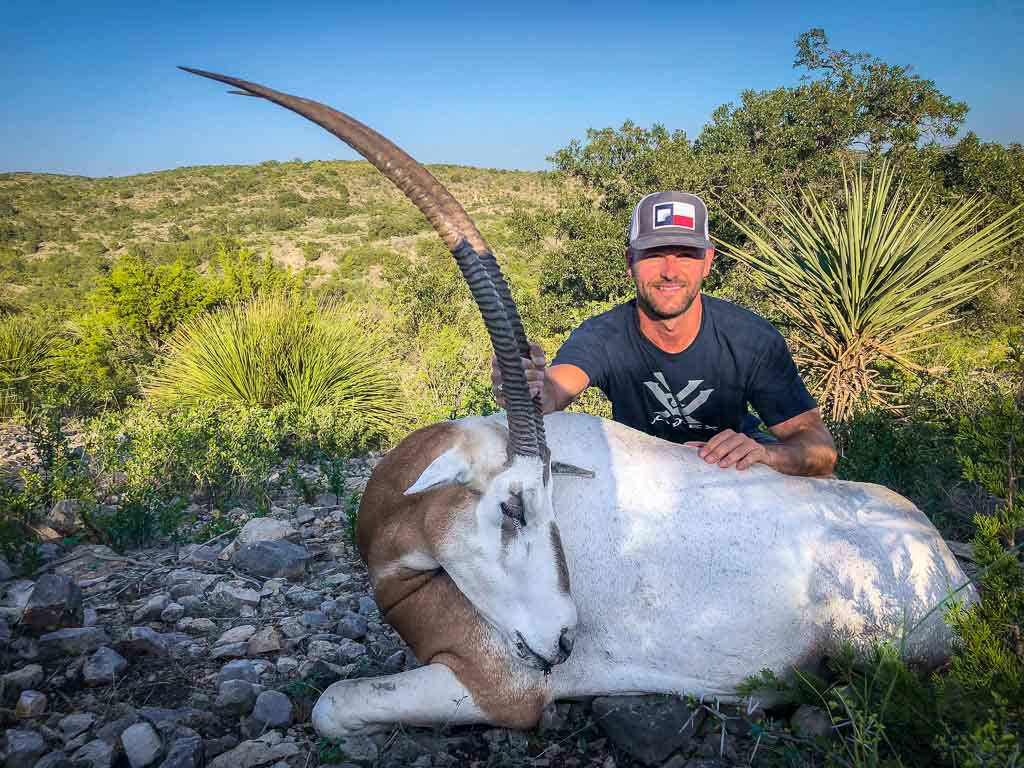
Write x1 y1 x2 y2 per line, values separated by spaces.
551 296 817 445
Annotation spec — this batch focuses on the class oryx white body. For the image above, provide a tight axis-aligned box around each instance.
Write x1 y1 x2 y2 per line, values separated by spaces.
313 411 973 736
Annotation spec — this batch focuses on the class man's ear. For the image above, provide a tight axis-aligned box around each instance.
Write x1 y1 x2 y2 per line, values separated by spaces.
702 248 715 279
405 447 472 495
625 247 634 278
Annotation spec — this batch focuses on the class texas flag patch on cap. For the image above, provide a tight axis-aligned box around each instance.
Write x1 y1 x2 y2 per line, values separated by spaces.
653 201 696 230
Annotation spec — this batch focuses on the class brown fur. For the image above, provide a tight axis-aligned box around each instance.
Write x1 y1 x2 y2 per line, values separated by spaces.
356 422 549 727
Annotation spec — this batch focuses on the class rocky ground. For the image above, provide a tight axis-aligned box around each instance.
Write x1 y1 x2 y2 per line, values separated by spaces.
0 449 977 768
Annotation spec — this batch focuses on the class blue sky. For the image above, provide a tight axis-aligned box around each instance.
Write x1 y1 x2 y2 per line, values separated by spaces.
2 0 1021 177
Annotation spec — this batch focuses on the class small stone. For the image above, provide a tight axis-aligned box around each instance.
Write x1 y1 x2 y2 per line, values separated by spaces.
95 714 141 747
211 641 250 659
133 594 170 623
216 625 257 646
279 620 305 639
0 554 13 581
284 587 322 609
336 612 368 640
233 541 310 581
217 660 262 686
71 738 115 768
591 695 705 765
238 518 298 545
252 691 293 728
214 680 259 716
176 618 217 634
178 545 220 565
356 596 377 616
336 639 367 664
1 664 44 705
160 603 185 623
212 581 261 608
306 640 339 662
790 705 833 739
207 739 299 768
21 575 84 633
159 731 203 768
122 627 171 657
83 607 98 627
120 722 163 768
247 627 281 656
275 657 298 675
382 650 406 674
15 689 47 718
1 729 46 768
60 713 97 741
82 647 128 686
47 499 83 535
39 627 110 657
33 751 73 768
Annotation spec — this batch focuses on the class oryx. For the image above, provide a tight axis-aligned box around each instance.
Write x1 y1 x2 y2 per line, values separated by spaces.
183 69 976 737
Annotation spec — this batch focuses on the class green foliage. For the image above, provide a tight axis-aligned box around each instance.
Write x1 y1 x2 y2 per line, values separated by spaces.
145 293 402 443
717 163 1023 421
0 315 65 420
947 337 1024 707
365 204 429 240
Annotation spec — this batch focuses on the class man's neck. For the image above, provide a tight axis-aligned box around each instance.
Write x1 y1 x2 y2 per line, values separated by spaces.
635 293 704 354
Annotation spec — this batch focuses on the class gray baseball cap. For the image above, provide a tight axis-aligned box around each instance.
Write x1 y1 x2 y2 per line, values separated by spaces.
628 191 712 254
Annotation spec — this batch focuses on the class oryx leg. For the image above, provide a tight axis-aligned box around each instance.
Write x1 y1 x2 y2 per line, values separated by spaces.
312 663 491 736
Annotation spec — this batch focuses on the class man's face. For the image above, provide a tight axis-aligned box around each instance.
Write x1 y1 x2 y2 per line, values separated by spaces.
628 246 715 320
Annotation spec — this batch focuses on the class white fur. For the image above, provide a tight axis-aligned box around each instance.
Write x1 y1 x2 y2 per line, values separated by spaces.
315 411 975 734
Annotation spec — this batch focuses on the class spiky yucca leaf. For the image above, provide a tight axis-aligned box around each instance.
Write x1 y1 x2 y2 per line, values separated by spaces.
717 164 1024 422
0 316 63 421
145 294 402 437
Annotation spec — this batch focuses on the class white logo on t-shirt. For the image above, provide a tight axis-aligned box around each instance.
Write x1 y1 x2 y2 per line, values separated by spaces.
644 372 715 430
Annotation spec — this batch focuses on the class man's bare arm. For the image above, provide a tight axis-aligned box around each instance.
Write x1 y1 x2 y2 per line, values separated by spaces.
491 345 589 414
687 408 837 478
765 409 837 477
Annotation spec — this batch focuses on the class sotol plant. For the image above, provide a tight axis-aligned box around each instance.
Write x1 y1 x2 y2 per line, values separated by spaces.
145 293 402 439
717 163 1024 422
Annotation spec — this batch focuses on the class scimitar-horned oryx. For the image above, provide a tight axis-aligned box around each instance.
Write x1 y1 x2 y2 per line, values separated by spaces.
183 68 977 737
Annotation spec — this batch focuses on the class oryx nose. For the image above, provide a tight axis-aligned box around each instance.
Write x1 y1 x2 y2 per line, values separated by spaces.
558 627 575 659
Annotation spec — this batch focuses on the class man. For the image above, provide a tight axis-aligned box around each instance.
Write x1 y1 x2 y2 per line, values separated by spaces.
491 191 837 478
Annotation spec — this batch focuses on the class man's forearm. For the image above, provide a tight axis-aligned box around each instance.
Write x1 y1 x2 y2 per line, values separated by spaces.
766 434 837 478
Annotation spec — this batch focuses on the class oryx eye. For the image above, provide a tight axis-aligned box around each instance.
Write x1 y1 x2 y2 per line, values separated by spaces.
500 494 526 527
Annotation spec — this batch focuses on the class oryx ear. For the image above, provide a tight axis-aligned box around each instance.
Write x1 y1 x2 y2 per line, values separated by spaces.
405 447 472 496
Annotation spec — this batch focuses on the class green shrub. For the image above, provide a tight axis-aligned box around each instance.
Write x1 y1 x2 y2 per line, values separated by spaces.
365 205 428 240
0 315 65 420
145 293 402 443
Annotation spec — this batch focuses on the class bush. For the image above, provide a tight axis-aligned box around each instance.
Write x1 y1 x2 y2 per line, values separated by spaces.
145 293 402 444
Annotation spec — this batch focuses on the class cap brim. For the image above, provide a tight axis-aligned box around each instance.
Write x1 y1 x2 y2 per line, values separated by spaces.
631 232 712 253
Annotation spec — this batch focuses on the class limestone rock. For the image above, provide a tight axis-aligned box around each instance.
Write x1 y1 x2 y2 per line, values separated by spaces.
38 627 109 657
160 603 185 623
133 594 170 623
212 581 260 608
59 713 97 741
252 691 293 729
21 575 83 633
214 680 258 716
207 739 299 768
158 730 204 768
0 553 12 581
32 751 73 768
336 612 368 640
47 499 83 535
591 695 705 766
1 664 44 705
120 722 163 768
15 689 47 718
83 647 128 686
246 627 281 656
336 638 367 664
233 541 310 581
122 627 171 657
1 729 46 768
70 738 115 768
217 660 262 686
238 518 297 545
216 625 256 646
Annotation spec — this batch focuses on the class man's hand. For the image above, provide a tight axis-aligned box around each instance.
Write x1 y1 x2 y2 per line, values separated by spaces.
491 342 546 409
685 430 770 471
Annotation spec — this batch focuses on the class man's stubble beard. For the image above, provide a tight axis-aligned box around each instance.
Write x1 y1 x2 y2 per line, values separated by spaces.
635 280 701 321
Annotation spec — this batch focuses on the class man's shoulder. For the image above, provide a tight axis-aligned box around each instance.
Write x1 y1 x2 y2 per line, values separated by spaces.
572 300 634 337
703 295 784 342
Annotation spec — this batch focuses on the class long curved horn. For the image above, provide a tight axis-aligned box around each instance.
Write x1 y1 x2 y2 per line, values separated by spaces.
179 68 546 459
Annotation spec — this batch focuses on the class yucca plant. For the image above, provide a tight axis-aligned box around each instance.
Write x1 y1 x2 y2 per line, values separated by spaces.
0 315 64 421
717 163 1024 422
145 293 402 440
